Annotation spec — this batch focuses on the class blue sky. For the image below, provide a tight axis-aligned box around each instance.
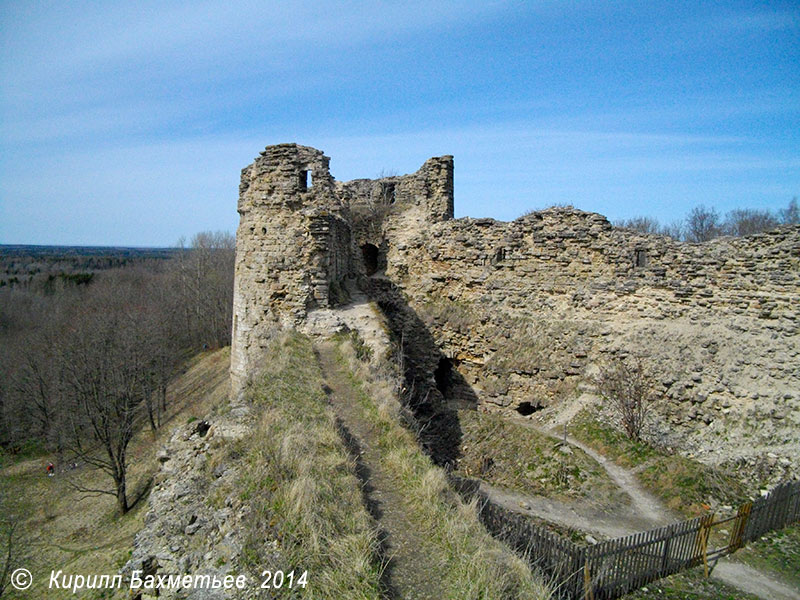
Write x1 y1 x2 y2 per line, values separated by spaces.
1 1 798 246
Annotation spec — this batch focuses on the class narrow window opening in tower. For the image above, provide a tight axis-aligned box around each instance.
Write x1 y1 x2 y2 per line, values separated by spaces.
361 243 379 276
434 358 453 397
383 182 396 204
299 170 308 191
308 170 314 188
635 249 648 268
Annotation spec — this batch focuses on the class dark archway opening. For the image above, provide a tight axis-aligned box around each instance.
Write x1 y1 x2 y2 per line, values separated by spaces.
516 401 543 416
361 243 379 276
434 358 453 397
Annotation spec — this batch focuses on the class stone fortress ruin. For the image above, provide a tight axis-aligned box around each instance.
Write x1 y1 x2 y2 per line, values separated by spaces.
232 143 800 479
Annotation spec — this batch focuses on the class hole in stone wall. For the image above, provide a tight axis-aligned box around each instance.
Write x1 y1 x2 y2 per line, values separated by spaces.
494 247 506 263
434 358 453 397
516 401 543 416
262 227 267 235
299 170 308 191
635 249 648 268
361 243 379 276
382 182 396 204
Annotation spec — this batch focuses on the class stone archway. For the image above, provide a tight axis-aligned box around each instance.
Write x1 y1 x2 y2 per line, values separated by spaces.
361 243 379 276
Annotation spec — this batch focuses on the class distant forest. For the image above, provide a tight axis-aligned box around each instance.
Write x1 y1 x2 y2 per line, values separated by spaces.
0 245 176 289
615 197 799 242
0 232 234 513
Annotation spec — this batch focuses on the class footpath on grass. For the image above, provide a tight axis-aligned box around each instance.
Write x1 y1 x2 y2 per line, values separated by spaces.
316 342 446 600
315 340 550 600
479 415 800 600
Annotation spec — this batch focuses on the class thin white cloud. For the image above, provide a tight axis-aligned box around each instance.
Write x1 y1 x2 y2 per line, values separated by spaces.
714 9 800 34
1 1 510 88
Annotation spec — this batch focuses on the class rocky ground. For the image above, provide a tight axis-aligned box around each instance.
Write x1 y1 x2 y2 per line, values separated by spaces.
122 402 259 599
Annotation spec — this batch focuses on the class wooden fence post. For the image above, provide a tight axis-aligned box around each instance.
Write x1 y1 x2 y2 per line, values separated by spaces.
698 513 715 578
584 561 594 600
730 502 752 552
660 525 673 575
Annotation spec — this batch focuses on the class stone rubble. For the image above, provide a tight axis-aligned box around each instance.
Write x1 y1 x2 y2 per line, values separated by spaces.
121 404 267 599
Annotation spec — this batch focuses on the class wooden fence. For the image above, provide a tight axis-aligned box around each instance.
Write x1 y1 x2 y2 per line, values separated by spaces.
451 476 800 600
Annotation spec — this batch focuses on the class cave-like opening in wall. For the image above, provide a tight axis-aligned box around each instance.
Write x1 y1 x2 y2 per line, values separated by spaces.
516 401 543 416
434 357 453 397
361 243 379 276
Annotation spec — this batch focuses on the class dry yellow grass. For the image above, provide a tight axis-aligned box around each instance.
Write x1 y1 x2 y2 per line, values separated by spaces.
0 348 230 600
235 332 385 599
334 338 552 599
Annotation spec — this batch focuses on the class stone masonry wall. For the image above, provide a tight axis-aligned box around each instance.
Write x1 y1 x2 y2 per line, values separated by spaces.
231 144 800 474
340 155 454 273
231 144 348 391
231 145 453 392
383 207 800 471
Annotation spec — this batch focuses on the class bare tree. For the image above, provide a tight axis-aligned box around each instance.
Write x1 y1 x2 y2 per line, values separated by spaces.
138 282 183 432
615 216 662 235
0 239 238 485
594 356 658 442
175 231 235 350
779 197 799 225
60 281 153 514
660 220 684 241
685 205 721 242
10 326 64 446
723 208 779 237
614 216 686 240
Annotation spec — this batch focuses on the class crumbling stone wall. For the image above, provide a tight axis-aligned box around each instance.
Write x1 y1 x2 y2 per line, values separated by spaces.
231 144 349 390
231 144 799 472
382 207 800 470
231 145 453 391
339 155 454 275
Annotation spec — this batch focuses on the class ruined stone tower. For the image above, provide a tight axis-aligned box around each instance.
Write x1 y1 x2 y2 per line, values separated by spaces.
230 143 454 391
231 142 799 480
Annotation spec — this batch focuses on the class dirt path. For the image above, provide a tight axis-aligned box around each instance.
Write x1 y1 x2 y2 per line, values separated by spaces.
303 284 392 359
473 415 673 541
316 342 445 600
712 561 800 600
480 481 650 538
559 430 670 527
550 427 800 599
481 414 674 530
482 464 800 599
479 480 640 539
475 414 799 599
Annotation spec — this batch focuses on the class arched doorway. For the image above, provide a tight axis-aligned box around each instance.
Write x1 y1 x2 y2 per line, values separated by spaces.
361 243 379 276
434 357 453 397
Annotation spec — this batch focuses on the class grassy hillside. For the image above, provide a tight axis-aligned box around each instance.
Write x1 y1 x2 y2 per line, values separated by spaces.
217 331 550 599
0 348 230 599
230 332 386 599
327 335 551 599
